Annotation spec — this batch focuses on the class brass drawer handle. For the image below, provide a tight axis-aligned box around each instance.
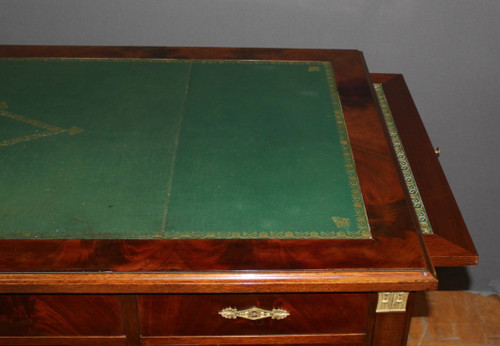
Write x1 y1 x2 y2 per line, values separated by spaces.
219 306 290 320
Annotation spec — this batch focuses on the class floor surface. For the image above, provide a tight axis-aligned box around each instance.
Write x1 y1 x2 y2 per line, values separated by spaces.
408 291 500 345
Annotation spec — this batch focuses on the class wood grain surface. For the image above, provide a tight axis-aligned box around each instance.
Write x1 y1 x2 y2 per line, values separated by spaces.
0 295 123 336
138 293 371 336
408 291 500 345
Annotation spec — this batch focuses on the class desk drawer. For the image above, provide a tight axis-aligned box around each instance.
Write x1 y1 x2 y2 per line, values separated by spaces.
0 295 124 337
138 293 371 338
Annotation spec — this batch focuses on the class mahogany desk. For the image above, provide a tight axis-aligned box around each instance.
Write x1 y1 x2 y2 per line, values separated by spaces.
0 47 477 346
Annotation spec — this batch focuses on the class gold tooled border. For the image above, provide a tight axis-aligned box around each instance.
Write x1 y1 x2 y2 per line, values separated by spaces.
374 83 433 234
324 62 371 239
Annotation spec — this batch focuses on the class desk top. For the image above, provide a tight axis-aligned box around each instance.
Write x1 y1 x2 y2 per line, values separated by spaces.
0 46 445 293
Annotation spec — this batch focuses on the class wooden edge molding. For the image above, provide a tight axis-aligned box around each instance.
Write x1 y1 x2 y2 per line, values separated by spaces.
0 270 437 294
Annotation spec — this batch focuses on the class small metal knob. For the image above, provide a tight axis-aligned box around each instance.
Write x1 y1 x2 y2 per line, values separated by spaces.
435 147 440 157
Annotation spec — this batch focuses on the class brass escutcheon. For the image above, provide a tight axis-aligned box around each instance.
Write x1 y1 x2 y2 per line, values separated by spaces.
219 306 290 320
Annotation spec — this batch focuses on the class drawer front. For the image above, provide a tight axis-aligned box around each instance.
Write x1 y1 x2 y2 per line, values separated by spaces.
138 293 371 337
0 294 124 337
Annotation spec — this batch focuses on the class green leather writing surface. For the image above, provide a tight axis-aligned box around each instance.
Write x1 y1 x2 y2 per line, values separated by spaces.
0 58 370 239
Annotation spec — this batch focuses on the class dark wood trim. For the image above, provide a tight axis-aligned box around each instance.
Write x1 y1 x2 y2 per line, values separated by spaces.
0 336 126 345
0 45 358 59
400 293 417 346
364 293 378 345
140 333 366 344
370 73 478 267
120 295 141 346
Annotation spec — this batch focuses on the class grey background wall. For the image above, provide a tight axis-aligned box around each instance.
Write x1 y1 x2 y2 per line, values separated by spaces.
0 0 498 293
